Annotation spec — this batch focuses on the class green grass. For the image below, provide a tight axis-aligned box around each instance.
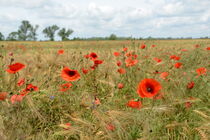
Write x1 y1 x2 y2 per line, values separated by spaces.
0 40 210 140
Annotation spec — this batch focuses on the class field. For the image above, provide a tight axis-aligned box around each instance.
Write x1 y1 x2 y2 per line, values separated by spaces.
0 39 209 140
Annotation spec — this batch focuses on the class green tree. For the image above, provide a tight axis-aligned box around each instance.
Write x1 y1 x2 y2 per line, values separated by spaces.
58 28 73 41
109 34 117 40
17 20 38 41
0 32 4 41
42 25 59 41
28 25 39 41
7 32 19 41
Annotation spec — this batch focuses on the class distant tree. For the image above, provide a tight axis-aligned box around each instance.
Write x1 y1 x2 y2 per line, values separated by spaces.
28 25 39 41
7 32 19 41
109 34 117 40
43 25 59 41
0 32 4 41
17 20 38 41
58 28 73 41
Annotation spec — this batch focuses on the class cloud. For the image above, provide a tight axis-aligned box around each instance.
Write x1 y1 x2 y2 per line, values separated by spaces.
0 0 209 39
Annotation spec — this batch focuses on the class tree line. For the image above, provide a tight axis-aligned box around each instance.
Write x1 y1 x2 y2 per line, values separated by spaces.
0 20 209 41
0 20 73 41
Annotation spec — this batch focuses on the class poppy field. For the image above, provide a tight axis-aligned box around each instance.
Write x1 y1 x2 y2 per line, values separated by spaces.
0 40 210 140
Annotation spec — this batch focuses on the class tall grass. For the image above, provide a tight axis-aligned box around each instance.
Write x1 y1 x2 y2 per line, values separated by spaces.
0 39 209 140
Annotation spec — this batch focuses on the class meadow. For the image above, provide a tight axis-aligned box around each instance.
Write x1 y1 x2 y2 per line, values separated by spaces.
0 39 209 140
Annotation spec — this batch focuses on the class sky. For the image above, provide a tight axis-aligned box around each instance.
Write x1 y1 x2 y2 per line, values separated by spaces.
0 0 210 40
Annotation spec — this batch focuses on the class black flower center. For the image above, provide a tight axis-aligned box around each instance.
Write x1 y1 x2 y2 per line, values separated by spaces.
68 71 76 76
147 87 153 93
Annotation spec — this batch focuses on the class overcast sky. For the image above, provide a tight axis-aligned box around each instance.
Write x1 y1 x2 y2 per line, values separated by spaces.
0 0 210 40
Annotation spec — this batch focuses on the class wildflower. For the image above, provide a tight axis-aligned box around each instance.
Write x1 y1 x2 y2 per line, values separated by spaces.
160 72 169 80
94 97 101 105
17 78 25 87
60 83 73 92
0 92 8 101
106 123 115 131
94 59 103 65
20 84 39 96
123 47 128 52
196 67 207 76
64 123 71 130
82 68 88 74
125 58 138 67
58 49 64 54
61 67 80 81
153 57 162 63
6 63 25 74
11 94 24 104
174 62 182 68
187 81 195 89
116 61 122 67
140 44 146 49
113 52 120 57
118 83 124 89
137 78 162 98
117 68 126 74
89 52 98 60
127 99 142 109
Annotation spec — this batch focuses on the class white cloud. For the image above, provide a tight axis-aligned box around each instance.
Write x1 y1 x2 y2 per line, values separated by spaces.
0 0 210 39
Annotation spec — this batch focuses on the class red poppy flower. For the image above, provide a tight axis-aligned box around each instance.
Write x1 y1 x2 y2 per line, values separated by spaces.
0 92 8 101
17 78 25 87
125 58 138 67
6 63 25 74
82 68 88 74
118 83 124 89
60 83 73 92
113 52 120 56
160 72 169 80
123 47 128 52
185 102 192 108
11 94 24 104
137 79 162 98
106 123 115 131
140 44 146 49
196 67 207 76
20 84 39 96
174 62 182 68
26 84 39 92
90 65 97 70
174 56 180 61
9 52 13 56
89 52 98 60
181 49 188 52
61 67 81 81
94 59 103 65
170 55 176 59
170 55 180 60
58 49 64 55
206 47 210 50
64 123 71 130
151 45 156 48
84 54 90 59
116 61 122 67
187 81 194 89
127 99 142 109
194 44 200 48
94 97 101 105
133 54 138 59
125 52 132 57
117 68 126 74
153 57 162 63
